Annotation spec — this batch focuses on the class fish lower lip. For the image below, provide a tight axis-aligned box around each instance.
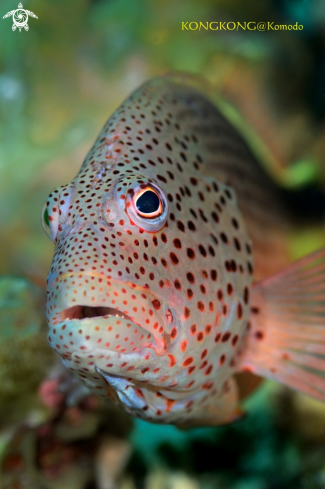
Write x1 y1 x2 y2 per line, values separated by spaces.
60 305 133 322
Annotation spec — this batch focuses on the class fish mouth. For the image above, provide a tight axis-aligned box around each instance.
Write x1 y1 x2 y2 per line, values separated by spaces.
60 305 133 323
47 275 170 355
50 302 164 358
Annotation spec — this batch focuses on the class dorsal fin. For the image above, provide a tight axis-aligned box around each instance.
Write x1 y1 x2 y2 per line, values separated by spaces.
159 72 325 280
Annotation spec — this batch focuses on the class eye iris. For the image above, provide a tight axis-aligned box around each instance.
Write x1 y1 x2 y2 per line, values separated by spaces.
44 208 50 227
136 191 160 214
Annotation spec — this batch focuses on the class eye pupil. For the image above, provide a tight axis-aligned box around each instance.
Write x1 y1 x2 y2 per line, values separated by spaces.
136 191 160 214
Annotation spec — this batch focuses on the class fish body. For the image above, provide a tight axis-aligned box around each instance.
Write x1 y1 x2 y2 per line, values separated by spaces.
43 75 325 427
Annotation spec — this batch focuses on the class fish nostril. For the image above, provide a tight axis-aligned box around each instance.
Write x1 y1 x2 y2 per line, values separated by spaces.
166 309 173 324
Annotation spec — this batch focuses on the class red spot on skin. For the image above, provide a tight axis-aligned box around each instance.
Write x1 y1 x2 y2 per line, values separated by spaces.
222 332 231 342
197 301 205 312
190 324 197 334
170 328 177 339
188 366 196 374
166 398 176 412
170 252 179 264
197 332 204 342
237 302 243 319
202 381 214 390
255 331 264 340
205 365 213 375
214 332 221 343
214 313 220 326
205 325 212 334
220 354 226 365
184 307 190 319
201 349 208 359
174 279 181 290
173 238 182 248
211 269 217 281
187 248 195 259
244 286 249 304
199 360 208 369
183 357 193 366
187 272 195 283
232 335 239 346
180 340 187 352
186 380 195 388
135 388 145 398
152 299 161 310
168 355 177 367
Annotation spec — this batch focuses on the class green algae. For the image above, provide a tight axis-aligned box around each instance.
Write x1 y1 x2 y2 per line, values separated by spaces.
0 276 55 422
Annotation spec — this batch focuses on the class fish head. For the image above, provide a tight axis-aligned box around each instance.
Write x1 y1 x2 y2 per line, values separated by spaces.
42 78 253 425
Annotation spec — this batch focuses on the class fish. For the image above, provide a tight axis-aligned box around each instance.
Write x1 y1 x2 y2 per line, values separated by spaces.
42 74 325 427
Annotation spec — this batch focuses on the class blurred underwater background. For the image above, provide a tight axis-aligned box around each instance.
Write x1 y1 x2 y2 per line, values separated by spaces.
1 0 325 487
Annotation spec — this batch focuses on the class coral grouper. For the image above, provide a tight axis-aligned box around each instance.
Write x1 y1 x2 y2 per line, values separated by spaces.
42 74 325 427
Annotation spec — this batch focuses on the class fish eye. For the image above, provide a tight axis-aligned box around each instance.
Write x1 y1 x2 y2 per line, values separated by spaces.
41 201 59 242
125 182 168 233
135 189 162 218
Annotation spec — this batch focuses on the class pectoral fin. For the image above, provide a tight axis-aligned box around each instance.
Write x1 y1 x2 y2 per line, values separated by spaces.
240 247 325 402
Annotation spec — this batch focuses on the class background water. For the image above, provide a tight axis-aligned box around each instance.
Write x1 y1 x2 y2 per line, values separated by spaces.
1 0 325 488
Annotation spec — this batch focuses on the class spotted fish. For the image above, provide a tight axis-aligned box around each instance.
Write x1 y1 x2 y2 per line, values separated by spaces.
42 74 325 427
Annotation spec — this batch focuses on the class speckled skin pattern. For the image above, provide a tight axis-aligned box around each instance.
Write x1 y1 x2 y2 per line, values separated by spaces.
43 76 256 427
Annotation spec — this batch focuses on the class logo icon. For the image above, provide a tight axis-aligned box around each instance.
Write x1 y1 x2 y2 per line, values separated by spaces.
3 3 38 32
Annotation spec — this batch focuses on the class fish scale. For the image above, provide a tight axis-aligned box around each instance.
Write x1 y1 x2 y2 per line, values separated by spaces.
43 74 325 427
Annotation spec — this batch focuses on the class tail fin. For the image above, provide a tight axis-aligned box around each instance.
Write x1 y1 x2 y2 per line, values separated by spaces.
240 247 325 402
